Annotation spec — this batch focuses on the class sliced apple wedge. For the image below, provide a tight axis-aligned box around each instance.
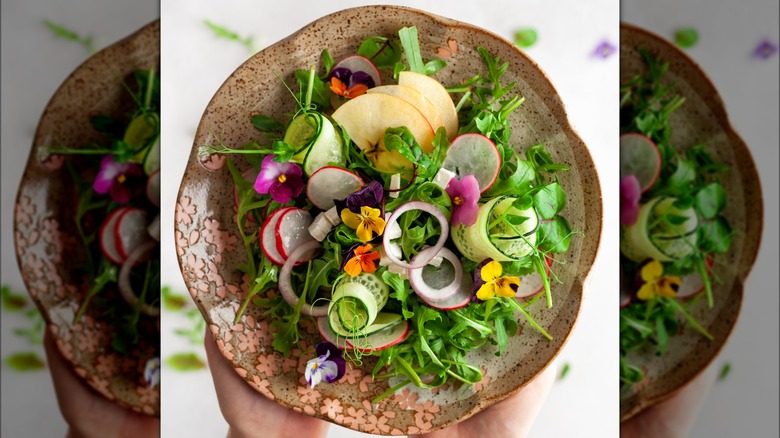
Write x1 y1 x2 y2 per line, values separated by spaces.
398 71 458 140
332 93 434 174
367 85 444 136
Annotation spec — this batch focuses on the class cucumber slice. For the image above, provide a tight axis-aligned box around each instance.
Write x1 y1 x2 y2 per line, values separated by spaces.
283 112 344 176
327 273 389 336
327 311 402 339
621 196 698 262
284 113 320 158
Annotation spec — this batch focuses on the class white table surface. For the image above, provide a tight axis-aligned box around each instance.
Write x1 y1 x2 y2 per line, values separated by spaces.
622 1 779 436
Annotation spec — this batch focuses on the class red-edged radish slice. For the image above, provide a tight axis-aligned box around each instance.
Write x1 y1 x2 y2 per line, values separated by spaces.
316 317 354 351
100 207 131 265
383 201 449 269
677 257 714 299
275 208 315 260
145 169 160 208
441 133 501 193
420 272 473 311
349 320 411 353
331 55 381 88
408 247 463 302
114 207 152 260
620 133 661 193
515 257 553 299
278 240 328 316
260 207 294 266
118 240 159 316
306 166 364 210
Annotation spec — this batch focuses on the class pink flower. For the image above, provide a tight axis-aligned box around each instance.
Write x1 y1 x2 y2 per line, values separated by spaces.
254 155 303 203
620 175 641 226
93 155 142 203
445 175 480 226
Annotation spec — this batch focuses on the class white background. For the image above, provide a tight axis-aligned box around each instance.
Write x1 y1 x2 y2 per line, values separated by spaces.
622 1 779 436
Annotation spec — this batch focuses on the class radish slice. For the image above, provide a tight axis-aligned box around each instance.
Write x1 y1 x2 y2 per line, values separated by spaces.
677 258 714 299
100 207 131 265
382 201 449 269
331 55 381 88
350 320 410 353
146 169 160 208
441 133 501 193
306 166 364 210
620 288 633 307
260 207 294 266
115 207 152 260
118 240 159 316
147 214 160 242
408 247 463 302
620 133 661 193
515 257 553 299
419 272 473 311
275 208 315 259
278 240 328 316
316 317 354 351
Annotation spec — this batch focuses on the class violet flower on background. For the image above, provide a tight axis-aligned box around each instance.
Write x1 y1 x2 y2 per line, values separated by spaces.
93 155 142 203
445 175 479 227
593 40 617 59
753 39 778 59
304 342 346 388
621 175 641 226
144 357 160 388
254 154 303 203
336 180 384 214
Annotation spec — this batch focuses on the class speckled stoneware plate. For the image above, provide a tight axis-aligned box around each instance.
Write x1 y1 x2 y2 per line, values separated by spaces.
620 23 763 422
177 6 600 434
13 20 160 416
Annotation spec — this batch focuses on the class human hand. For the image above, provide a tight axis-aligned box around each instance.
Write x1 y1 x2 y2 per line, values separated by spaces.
204 330 330 438
43 329 160 438
620 366 717 438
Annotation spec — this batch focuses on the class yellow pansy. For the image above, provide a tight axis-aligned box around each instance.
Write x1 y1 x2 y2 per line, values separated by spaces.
637 260 681 300
476 260 521 300
341 206 386 243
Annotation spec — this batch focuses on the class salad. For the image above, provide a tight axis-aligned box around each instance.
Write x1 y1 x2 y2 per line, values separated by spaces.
203 26 575 399
46 68 161 386
619 48 732 388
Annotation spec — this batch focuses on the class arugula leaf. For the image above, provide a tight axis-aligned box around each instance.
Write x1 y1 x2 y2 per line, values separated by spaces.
166 352 205 371
251 114 284 133
204 20 256 53
1 286 27 312
43 20 95 54
484 155 535 197
162 286 188 311
4 352 45 371
382 271 414 319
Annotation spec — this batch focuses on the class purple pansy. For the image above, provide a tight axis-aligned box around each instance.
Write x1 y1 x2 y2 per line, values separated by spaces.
254 154 304 203
620 175 641 226
304 342 346 388
327 67 376 90
93 155 142 203
753 39 778 59
445 175 480 227
593 40 617 59
144 357 160 388
335 180 384 214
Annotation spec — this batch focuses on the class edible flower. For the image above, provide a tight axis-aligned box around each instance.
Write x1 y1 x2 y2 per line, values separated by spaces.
473 259 520 301
94 155 142 203
593 40 617 59
144 357 160 388
753 39 778 59
304 342 346 388
341 206 386 243
343 243 381 277
620 175 641 226
254 154 303 203
637 260 680 300
337 181 384 213
445 175 480 227
327 68 375 99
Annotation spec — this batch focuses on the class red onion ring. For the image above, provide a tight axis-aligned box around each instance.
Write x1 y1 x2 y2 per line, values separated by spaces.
408 247 463 302
118 240 159 316
382 201 449 269
278 240 328 316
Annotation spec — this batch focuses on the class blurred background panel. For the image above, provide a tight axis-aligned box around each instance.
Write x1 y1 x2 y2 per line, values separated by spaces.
622 0 778 436
1 1 158 436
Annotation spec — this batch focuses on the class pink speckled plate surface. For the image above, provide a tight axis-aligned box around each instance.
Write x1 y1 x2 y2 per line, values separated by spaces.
13 20 160 416
620 23 763 422
177 6 600 434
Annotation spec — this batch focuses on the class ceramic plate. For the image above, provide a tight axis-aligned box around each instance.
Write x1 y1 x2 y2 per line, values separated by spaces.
620 23 763 421
177 6 600 434
13 20 160 416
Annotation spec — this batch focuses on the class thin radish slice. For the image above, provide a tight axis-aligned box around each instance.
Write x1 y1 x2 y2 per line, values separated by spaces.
331 55 381 88
118 240 159 316
349 320 410 353
275 208 315 260
306 166 364 210
677 258 714 299
408 247 462 302
441 133 501 193
420 272 473 311
261 207 294 266
147 214 160 242
515 257 553 299
278 240 328 316
316 317 354 351
620 133 661 193
146 169 160 208
115 207 152 260
382 201 449 269
100 207 131 265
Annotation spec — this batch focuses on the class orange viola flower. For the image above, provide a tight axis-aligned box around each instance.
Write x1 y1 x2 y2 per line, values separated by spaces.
329 76 368 99
343 244 381 277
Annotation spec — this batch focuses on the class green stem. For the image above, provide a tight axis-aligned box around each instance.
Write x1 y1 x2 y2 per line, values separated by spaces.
665 297 713 340
533 254 552 308
696 256 714 308
513 303 553 340
73 263 117 323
